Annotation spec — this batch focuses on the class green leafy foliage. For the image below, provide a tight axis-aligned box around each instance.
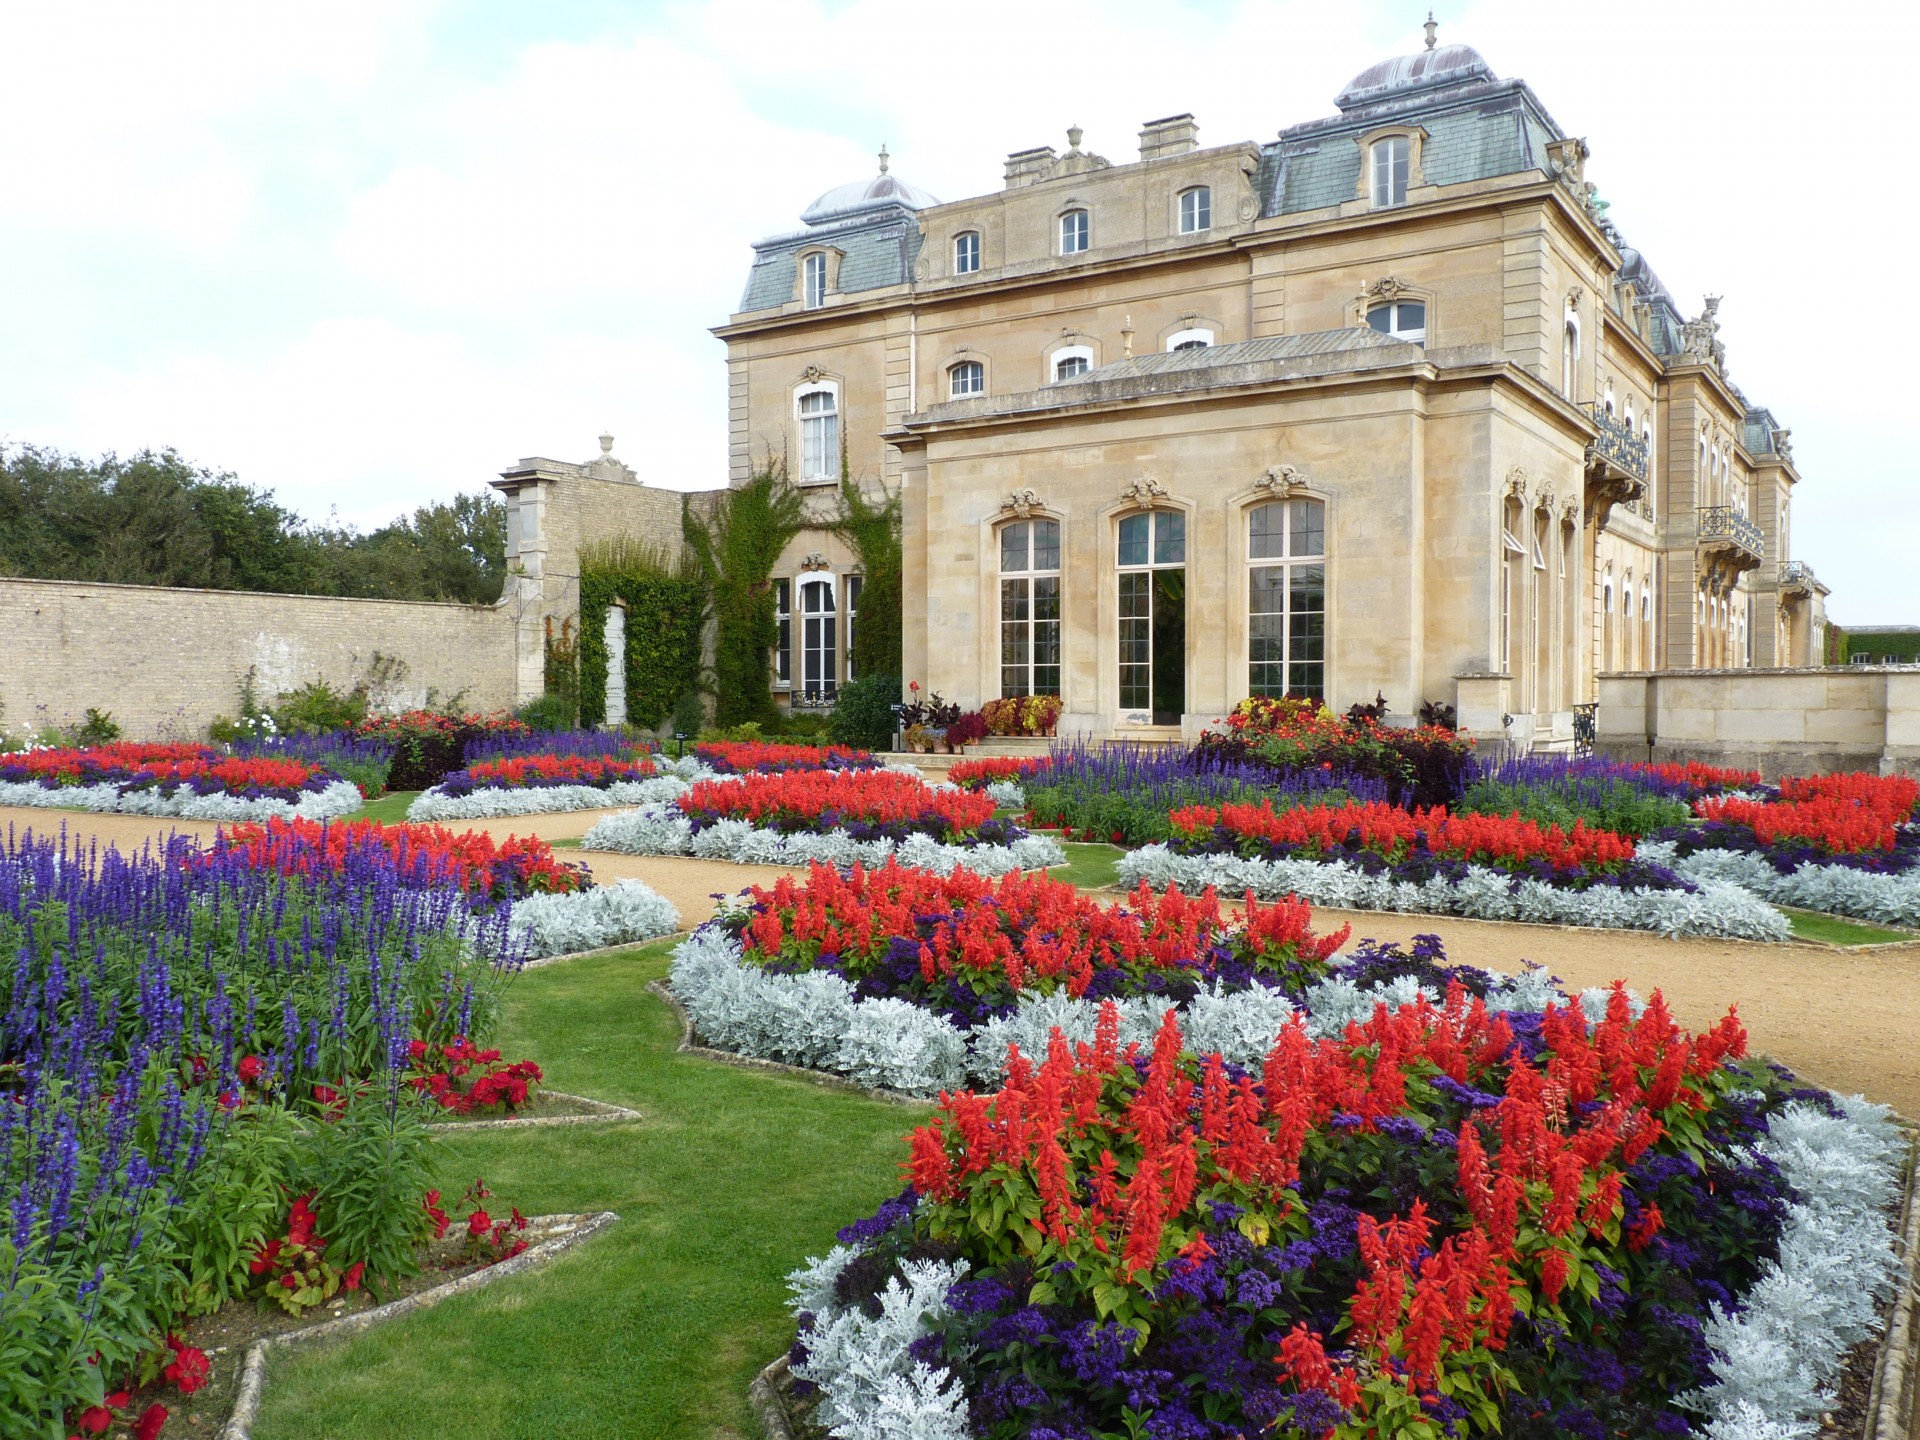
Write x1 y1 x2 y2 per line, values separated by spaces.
169 1105 300 1316
683 465 806 728
292 1092 440 1297
1457 774 1690 838
832 478 903 680
0 442 504 602
828 673 902 751
577 538 704 730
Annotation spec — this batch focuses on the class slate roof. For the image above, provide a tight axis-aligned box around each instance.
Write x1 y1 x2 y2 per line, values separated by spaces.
739 210 925 312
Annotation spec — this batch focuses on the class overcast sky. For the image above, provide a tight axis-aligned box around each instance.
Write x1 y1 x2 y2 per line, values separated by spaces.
2 0 1913 622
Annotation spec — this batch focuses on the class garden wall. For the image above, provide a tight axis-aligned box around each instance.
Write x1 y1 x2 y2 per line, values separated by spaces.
1593 667 1920 778
0 577 515 738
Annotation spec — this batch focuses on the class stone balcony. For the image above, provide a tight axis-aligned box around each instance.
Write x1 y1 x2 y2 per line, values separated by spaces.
1697 505 1765 590
1778 559 1826 597
1582 404 1649 526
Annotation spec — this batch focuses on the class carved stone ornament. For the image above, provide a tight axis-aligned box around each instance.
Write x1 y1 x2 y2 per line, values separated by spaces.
1680 296 1726 371
1772 428 1794 462
1536 483 1556 513
1364 275 1415 303
999 487 1046 518
1121 477 1169 509
799 553 830 571
798 364 827 383
1561 501 1580 527
1504 466 1529 498
1256 463 1313 495
1566 285 1584 309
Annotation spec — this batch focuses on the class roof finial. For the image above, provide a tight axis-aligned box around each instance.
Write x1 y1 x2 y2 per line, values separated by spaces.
1424 11 1437 49
1066 124 1083 152
599 432 615 454
877 143 889 174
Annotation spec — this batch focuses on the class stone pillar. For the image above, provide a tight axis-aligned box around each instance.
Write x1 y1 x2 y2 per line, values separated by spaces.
604 603 627 726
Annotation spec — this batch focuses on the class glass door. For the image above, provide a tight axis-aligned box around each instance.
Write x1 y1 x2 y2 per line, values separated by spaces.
799 578 836 701
1117 510 1186 726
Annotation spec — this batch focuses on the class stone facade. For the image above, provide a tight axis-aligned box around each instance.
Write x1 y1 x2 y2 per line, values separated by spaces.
0 577 515 738
712 30 1833 744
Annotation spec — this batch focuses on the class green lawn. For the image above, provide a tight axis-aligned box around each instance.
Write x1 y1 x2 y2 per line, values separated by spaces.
360 790 421 824
251 939 920 1440
1048 841 1125 891
1784 908 1915 947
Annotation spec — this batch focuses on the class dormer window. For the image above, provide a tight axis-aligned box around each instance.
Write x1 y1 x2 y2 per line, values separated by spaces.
1167 327 1213 352
953 231 980 275
1052 344 1094 381
802 252 827 309
949 360 985 398
1059 209 1090 255
1370 136 1409 208
1178 186 1211 234
1366 300 1425 344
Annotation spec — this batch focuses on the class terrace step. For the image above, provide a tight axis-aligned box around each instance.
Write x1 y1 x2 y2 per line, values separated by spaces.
968 737 1057 758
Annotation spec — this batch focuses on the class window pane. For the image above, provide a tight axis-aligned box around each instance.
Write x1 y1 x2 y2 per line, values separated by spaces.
1249 565 1286 615
1398 301 1426 330
1367 305 1393 333
1001 521 1028 573
1001 577 1030 624
1034 575 1060 623
1055 354 1089 380
1032 520 1060 572
1290 564 1325 617
1249 502 1284 560
1289 498 1324 557
1118 514 1149 567
955 232 979 273
1154 509 1185 565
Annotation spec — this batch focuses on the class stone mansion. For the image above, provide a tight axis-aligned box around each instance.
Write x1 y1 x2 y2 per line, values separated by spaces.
498 27 1833 746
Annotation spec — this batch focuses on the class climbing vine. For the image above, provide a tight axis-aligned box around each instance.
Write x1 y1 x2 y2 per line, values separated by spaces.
577 537 704 729
832 476 902 685
683 462 807 727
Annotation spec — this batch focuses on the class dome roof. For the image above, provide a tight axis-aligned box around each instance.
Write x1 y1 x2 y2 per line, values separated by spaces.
801 150 941 226
1335 41 1495 111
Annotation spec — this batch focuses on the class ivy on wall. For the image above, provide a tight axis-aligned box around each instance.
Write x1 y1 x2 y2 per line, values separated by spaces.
833 477 902 685
576 536 703 729
684 463 806 727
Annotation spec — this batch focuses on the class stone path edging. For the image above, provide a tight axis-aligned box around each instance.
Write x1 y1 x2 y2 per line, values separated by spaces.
519 931 691 970
645 980 928 1108
217 1210 619 1440
424 1089 642 1132
1868 1130 1920 1440
749 1355 798 1440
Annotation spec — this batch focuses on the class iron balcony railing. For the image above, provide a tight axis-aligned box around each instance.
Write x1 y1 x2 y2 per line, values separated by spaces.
1697 505 1764 562
1584 404 1650 482
1779 559 1819 592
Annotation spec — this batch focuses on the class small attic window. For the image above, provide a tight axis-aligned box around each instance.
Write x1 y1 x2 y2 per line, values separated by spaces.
802 253 827 309
1366 300 1425 344
1178 186 1211 234
1370 136 1409 207
953 231 980 275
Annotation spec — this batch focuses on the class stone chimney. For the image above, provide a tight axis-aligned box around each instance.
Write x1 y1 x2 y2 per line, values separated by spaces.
1004 146 1057 188
1138 114 1199 161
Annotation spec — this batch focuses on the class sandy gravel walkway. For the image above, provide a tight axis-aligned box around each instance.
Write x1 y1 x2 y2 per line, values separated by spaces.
7 804 1919 1117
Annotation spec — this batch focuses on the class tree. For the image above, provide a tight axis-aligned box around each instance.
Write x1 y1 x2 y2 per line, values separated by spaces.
832 476 903 685
683 462 807 727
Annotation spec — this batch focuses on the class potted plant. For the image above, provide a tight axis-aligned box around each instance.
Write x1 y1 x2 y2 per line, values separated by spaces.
904 723 936 754
945 711 988 750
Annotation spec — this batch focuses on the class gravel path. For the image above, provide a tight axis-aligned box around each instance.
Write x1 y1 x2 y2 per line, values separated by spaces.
7 804 1919 1117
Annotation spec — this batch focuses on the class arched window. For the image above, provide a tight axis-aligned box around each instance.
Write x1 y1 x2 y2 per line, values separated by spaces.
1366 300 1426 344
798 575 837 700
1530 515 1548 709
1119 509 1187 724
846 575 863 681
1624 396 1634 428
1562 319 1579 397
1641 586 1654 669
1178 186 1211 234
953 231 981 275
797 384 839 484
1604 384 1616 417
1500 509 1524 674
802 252 827 309
948 360 985 398
999 519 1061 698
1370 136 1409 207
1166 327 1213 352
1059 208 1089 255
1249 498 1326 702
1051 345 1094 381
1602 577 1616 672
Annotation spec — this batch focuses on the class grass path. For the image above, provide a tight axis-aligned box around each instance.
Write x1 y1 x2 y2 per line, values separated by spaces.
250 940 920 1440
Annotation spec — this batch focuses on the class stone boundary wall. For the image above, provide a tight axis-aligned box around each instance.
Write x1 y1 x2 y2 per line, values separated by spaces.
1593 666 1920 777
0 577 515 739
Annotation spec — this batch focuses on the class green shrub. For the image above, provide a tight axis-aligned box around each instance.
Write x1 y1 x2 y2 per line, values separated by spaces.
517 692 577 732
291 1090 439 1298
577 539 703 730
684 465 806 728
670 690 706 740
828 673 901 751
770 711 830 739
272 680 369 736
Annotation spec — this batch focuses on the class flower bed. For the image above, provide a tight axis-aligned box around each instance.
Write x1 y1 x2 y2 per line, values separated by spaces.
786 955 1906 1440
238 731 396 798
587 769 1066 877
694 740 880 774
354 709 530 790
1192 696 1477 810
1456 754 1737 839
1649 773 1920 928
0 742 362 820
0 826 538 1434
213 816 678 955
406 751 693 821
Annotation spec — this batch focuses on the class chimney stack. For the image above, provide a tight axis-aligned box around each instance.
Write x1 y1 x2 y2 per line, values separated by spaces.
1138 114 1199 161
1004 145 1057 189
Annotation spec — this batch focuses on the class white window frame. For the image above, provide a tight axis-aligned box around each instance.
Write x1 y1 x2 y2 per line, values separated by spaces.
1050 344 1094 381
1117 508 1188 720
1370 136 1409 207
796 382 840 486
1561 317 1580 398
1246 498 1328 703
998 518 1062 699
797 574 839 701
948 360 985 398
953 230 980 275
1166 328 1213 351
801 252 827 309
846 574 862 682
1365 299 1426 344
1177 186 1211 234
1058 208 1090 255
773 579 792 688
